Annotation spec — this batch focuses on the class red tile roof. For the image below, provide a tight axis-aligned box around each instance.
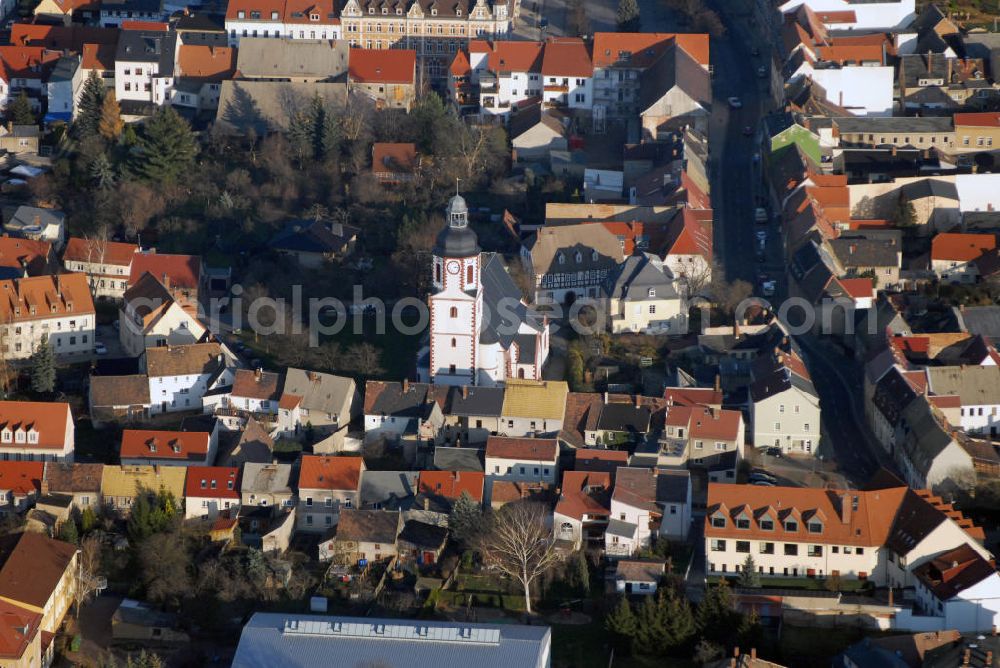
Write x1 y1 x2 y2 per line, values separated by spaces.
348 48 416 84
298 455 364 491
0 237 49 276
485 436 558 461
554 470 610 520
63 237 138 266
177 45 236 82
487 41 544 73
954 112 1000 128
838 277 874 299
0 462 42 497
119 429 210 462
0 401 72 450
591 32 709 68
225 0 285 20
372 142 417 174
0 46 61 83
9 24 116 50
450 49 471 77
912 544 995 601
931 232 996 262
662 207 712 259
541 37 593 77
282 0 337 24
0 532 77 610
121 20 168 31
232 368 282 401
573 448 629 473
0 599 38 661
664 387 722 408
82 42 116 70
129 253 201 289
816 9 856 23
184 466 240 499
417 470 484 502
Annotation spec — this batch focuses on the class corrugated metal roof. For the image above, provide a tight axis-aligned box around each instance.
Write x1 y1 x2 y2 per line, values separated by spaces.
232 613 551 668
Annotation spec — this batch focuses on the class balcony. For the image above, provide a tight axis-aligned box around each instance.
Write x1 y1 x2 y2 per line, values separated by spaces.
544 84 568 93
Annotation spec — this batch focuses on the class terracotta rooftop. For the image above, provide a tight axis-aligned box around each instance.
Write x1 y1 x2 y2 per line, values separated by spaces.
931 232 996 262
0 401 72 450
486 436 558 461
0 273 95 323
120 429 211 462
416 470 484 502
63 237 138 266
0 598 38 661
298 455 364 491
0 462 42 497
0 532 76 610
184 466 240 499
348 48 416 84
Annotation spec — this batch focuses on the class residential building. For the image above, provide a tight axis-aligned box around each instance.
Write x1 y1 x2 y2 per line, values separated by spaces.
467 40 543 115
540 37 592 110
0 49 62 115
184 466 240 520
522 223 625 305
638 40 712 139
278 368 358 438
0 598 42 668
419 195 549 387
930 233 996 283
127 252 202 310
239 462 295 511
219 368 282 419
172 44 237 111
484 436 558 491
119 273 206 357
99 464 186 513
233 37 349 82
321 509 399 563
114 29 178 110
0 462 42 516
0 273 95 360
0 401 74 463
897 54 994 113
443 384 504 445
911 544 1000 632
778 0 915 32
119 429 215 467
0 532 78 634
661 207 713 288
828 234 902 288
0 237 52 280
704 478 990 590
99 0 165 27
338 0 515 81
61 237 139 300
363 380 444 439
0 124 39 155
359 470 418 510
297 455 365 532
926 365 1000 436
552 470 611 549
89 374 151 426
591 32 709 119
825 115 955 151
659 404 745 469
604 252 685 335
270 218 359 268
41 461 102 511
143 342 233 415
498 379 568 436
572 448 629 474
606 467 691 556
954 112 1000 151
509 99 567 162
347 48 417 110
232 614 552 668
224 0 340 46
416 469 485 505
396 518 448 565
611 560 666 596
750 350 821 455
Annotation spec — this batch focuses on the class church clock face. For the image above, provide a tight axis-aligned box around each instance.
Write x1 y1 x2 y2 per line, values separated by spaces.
447 261 461 275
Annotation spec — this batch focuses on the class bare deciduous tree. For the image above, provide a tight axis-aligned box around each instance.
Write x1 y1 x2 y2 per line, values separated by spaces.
74 535 104 617
479 503 562 614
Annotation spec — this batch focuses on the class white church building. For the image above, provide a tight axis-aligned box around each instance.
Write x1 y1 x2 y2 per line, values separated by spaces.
417 195 549 387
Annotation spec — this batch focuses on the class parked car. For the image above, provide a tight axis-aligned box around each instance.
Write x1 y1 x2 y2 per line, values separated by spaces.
750 469 777 483
764 446 783 458
728 96 742 109
755 207 768 224
752 480 775 486
94 342 108 355
757 65 767 78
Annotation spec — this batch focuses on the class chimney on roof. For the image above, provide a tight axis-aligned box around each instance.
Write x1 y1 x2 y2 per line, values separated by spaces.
254 367 262 381
603 391 609 404
423 497 429 511
634 394 641 409
849 243 857 254
714 375 721 392
40 475 49 496
462 385 468 400
750 648 757 660
162 273 170 290
403 378 409 393
733 317 740 340
841 493 851 524
888 586 894 606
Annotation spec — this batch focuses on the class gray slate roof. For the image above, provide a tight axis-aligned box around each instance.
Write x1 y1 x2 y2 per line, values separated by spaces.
604 252 678 302
236 38 349 81
448 386 505 417
241 463 293 494
282 368 355 418
953 305 1000 338
433 446 485 472
232 613 551 668
359 470 418 510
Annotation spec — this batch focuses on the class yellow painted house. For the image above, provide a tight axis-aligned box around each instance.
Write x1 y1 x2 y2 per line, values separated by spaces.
100 465 187 513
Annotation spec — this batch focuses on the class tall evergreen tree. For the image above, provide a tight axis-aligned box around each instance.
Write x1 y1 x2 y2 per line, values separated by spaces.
616 0 641 32
58 518 79 544
664 589 697 649
91 152 116 190
75 71 106 139
7 91 35 126
448 491 483 548
738 554 761 588
29 334 56 394
697 580 740 647
98 90 123 141
605 596 638 646
131 106 197 182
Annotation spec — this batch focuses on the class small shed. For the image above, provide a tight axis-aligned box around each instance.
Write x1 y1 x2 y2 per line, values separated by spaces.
112 599 190 644
612 559 666 595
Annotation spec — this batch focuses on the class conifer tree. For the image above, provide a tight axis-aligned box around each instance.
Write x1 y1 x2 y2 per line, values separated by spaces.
29 334 56 394
75 71 105 139
739 554 761 588
131 106 197 182
98 90 123 141
7 91 34 126
448 491 483 548
616 0 640 32
605 596 638 645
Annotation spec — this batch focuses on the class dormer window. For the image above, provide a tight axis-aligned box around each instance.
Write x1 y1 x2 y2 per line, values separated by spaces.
784 520 798 532
557 252 565 265
200 480 207 489
26 429 37 444
648 288 655 298
710 513 725 528
591 250 598 261
396 6 402 13
270 10 279 18
14 430 24 443
807 521 823 533
1 429 10 443
311 12 320 19
381 6 387 13
369 6 375 12
431 7 437 15
237 10 245 18
735 516 750 529
759 518 774 531
456 7 461 14
574 251 582 263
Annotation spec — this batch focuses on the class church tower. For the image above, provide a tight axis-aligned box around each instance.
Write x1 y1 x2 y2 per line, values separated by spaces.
428 195 483 386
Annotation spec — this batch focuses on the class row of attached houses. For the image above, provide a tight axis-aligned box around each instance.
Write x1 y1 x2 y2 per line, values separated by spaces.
706 473 1000 632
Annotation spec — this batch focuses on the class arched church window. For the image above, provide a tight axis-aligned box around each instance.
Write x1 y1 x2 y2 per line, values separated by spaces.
435 262 441 284
451 338 457 347
467 264 474 284
450 306 458 318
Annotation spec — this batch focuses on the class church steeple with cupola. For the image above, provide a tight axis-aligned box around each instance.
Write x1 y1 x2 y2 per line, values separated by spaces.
432 194 481 294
